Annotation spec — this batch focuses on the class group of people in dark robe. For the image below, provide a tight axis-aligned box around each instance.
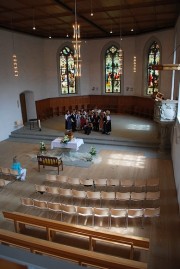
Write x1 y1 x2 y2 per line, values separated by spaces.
64 108 111 135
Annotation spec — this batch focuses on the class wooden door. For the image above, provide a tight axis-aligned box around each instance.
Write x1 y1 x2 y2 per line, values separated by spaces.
20 93 27 124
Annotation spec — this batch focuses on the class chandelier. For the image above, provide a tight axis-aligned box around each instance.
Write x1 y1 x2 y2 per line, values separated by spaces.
72 0 81 77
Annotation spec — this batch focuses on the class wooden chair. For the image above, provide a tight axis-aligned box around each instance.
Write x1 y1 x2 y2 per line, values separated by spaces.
93 207 110 228
2 168 11 180
45 174 57 182
93 178 107 191
35 184 47 194
110 208 128 229
146 178 159 191
145 191 160 207
127 209 144 228
100 191 116 208
86 191 101 207
47 201 62 219
106 178 120 191
59 188 73 203
115 192 131 208
72 189 87 206
76 206 93 226
0 179 5 188
120 179 134 192
60 203 77 223
68 177 80 186
134 178 146 192
143 207 160 228
130 192 146 208
20 197 34 207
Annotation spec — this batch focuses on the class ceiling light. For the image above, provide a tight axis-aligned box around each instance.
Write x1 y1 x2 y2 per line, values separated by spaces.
72 0 81 77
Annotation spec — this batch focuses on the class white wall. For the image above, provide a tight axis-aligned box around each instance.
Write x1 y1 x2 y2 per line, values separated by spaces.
0 27 177 141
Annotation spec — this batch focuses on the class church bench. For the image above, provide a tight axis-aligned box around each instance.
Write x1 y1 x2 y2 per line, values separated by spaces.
37 155 63 175
3 211 150 254
0 228 147 269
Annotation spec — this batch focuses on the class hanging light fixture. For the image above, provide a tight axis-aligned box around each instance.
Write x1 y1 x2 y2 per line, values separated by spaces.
118 3 123 75
133 56 137 72
32 9 36 30
11 24 19 77
90 0 94 16
72 0 81 77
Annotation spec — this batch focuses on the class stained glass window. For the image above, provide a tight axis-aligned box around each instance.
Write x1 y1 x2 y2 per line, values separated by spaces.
105 45 121 93
59 46 76 95
147 41 160 95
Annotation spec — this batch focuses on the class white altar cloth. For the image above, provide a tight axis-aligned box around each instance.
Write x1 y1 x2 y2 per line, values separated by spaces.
51 137 84 151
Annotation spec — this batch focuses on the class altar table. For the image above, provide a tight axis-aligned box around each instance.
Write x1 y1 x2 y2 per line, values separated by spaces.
51 137 84 151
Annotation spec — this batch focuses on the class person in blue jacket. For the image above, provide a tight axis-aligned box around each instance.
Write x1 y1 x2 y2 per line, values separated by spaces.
11 156 26 181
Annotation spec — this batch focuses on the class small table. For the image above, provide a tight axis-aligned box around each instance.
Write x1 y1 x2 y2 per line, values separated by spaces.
51 137 84 151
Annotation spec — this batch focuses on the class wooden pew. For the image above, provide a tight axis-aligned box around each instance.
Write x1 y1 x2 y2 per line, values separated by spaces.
3 211 149 252
0 228 147 269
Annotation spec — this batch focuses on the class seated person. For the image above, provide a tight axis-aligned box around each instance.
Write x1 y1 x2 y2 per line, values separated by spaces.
83 119 93 135
11 156 27 181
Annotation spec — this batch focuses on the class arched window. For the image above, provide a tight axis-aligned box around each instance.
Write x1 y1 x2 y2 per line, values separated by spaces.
59 46 76 95
147 41 160 95
105 45 121 93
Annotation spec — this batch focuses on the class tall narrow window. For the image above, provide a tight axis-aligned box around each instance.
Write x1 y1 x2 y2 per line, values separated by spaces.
59 46 76 95
105 45 121 93
147 41 160 95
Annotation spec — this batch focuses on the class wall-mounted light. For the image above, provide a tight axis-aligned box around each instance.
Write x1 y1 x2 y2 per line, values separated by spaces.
133 56 137 72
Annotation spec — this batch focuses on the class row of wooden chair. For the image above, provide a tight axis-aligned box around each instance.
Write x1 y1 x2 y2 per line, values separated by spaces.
45 174 159 191
0 166 19 180
35 184 160 207
20 197 160 229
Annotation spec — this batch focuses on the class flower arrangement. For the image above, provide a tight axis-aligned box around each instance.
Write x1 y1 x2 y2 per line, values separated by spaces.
61 135 70 144
40 141 46 152
89 146 97 156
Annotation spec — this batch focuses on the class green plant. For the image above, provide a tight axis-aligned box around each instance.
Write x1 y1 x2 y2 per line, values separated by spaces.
40 141 46 151
89 146 96 156
61 135 70 144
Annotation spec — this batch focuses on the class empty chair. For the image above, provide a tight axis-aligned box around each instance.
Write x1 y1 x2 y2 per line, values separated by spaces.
106 179 120 190
2 168 11 179
68 177 80 186
120 179 134 192
146 178 159 191
0 179 5 188
60 203 77 223
45 174 57 182
33 199 47 209
101 191 116 208
20 197 34 207
143 207 160 227
56 175 68 184
93 178 107 190
46 186 60 195
116 192 131 208
76 206 93 226
93 207 110 228
47 201 61 219
130 192 146 208
72 189 87 206
145 191 160 207
59 188 73 203
134 178 146 191
80 178 94 190
35 184 47 194
110 208 128 228
127 208 144 228
86 191 101 207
